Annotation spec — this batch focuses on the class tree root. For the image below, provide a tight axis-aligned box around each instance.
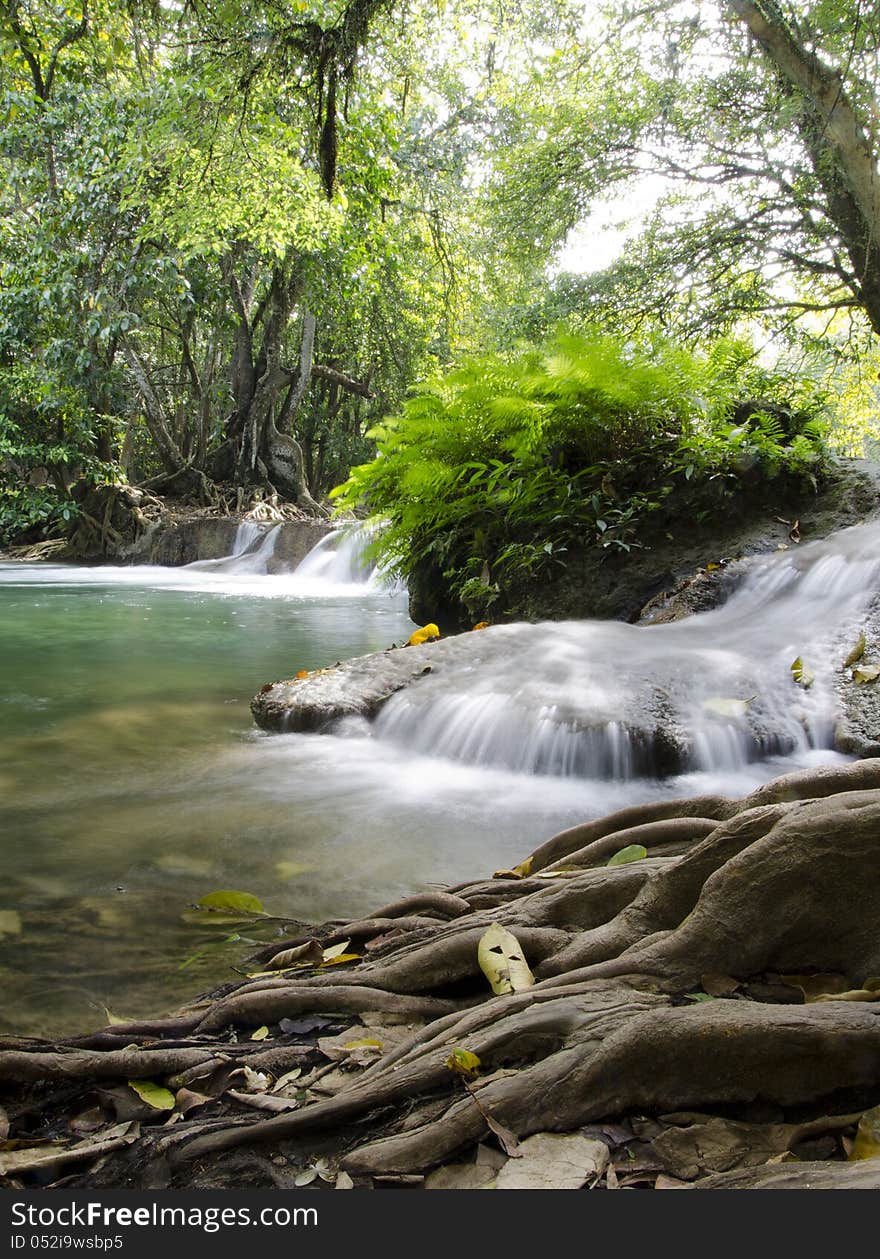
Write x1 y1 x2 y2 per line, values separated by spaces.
4 767 880 1188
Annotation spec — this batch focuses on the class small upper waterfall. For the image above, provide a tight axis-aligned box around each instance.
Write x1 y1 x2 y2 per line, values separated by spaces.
371 518 880 780
184 522 282 574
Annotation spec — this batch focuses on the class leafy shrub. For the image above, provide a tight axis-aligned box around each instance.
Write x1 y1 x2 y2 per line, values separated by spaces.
331 330 830 613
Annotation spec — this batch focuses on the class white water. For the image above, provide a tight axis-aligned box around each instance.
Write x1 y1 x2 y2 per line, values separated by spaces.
372 519 880 779
1 521 386 599
184 521 282 573
294 525 386 587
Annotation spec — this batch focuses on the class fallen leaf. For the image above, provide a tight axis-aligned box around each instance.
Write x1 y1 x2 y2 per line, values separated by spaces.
534 868 579 879
811 988 880 1003
0 910 22 937
335 1172 355 1189
701 973 741 997
270 1068 303 1095
472 622 490 631
477 923 535 995
321 939 351 961
407 623 440 646
317 1032 383 1062
227 1090 298 1113
492 1133 608 1189
128 1080 175 1111
196 890 264 914
482 1111 523 1158
296 670 309 679
851 1112 880 1158
606 844 648 867
174 1089 213 1115
235 1067 269 1093
274 861 314 879
654 1174 692 1189
279 1016 334 1036
853 665 880 685
844 633 867 668
67 1108 105 1135
295 1167 317 1186
267 941 323 970
250 1025 269 1041
790 656 814 689
780 972 850 1002
319 953 361 967
702 697 751 719
445 1048 481 1078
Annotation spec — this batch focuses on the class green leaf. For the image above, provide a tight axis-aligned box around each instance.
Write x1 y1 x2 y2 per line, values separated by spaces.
128 1080 175 1110
196 890 264 914
606 844 648 866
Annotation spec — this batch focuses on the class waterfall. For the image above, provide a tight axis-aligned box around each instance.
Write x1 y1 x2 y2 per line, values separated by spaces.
371 518 880 780
184 523 282 574
293 524 388 588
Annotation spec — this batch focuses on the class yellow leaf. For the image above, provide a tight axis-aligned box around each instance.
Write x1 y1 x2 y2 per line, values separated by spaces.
850 1104 880 1161
445 1048 481 1077
407 623 440 646
790 657 814 689
493 857 533 880
250 1025 269 1041
844 633 867 668
128 1080 175 1111
322 939 351 960
477 923 535 996
472 621 490 631
853 665 880 685
319 953 361 966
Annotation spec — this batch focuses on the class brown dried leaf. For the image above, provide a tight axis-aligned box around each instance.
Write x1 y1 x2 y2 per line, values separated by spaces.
483 1111 523 1158
700 973 741 997
226 1090 298 1113
266 940 323 970
780 972 850 1002
174 1089 214 1115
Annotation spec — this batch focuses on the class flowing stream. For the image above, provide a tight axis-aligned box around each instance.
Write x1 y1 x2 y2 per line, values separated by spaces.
1 520 877 1034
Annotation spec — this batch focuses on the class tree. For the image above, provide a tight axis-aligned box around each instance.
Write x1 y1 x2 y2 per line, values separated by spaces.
480 2 880 346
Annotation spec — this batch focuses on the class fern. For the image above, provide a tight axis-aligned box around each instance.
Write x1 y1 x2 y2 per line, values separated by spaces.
331 328 831 607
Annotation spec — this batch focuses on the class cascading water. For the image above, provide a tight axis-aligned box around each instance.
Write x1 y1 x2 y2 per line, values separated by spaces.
371 518 880 780
184 522 282 574
292 524 389 588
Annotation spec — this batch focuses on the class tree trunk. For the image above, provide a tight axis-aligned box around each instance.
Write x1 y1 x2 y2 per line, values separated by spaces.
728 1 880 334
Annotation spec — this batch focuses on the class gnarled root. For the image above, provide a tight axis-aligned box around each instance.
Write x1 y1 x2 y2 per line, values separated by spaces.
4 766 880 1189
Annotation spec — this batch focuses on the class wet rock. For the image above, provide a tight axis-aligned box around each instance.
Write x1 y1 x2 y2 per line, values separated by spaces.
252 641 446 732
127 517 330 567
418 458 880 629
835 594 880 759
